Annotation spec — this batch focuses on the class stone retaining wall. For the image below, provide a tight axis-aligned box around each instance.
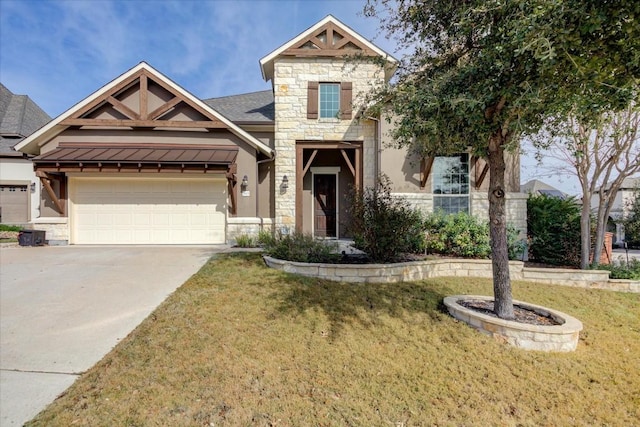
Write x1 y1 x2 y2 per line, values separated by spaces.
443 295 583 352
263 256 639 293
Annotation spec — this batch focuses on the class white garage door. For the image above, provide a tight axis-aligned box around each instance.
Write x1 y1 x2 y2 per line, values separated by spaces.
70 177 227 244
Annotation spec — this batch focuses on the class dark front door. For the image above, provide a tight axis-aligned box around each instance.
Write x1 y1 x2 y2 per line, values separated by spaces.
314 174 336 238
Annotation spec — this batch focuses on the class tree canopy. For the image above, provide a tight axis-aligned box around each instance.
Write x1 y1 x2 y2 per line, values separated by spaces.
366 0 639 153
365 0 640 318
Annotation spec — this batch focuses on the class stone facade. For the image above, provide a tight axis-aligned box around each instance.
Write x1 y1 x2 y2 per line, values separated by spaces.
272 57 385 232
31 217 69 245
227 217 274 244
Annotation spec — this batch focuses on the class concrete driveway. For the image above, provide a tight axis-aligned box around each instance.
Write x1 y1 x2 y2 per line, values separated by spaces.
0 245 224 426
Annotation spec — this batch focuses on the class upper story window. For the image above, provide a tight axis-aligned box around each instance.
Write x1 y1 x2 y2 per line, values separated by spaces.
307 82 352 120
432 153 469 214
319 83 341 119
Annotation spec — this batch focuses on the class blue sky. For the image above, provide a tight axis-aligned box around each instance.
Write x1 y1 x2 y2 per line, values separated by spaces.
1 0 392 117
0 0 587 194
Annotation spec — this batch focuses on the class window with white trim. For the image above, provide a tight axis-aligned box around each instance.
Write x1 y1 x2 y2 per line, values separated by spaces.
432 153 469 214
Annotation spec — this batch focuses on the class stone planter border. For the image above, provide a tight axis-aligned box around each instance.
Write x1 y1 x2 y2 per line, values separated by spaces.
262 256 639 293
443 295 583 352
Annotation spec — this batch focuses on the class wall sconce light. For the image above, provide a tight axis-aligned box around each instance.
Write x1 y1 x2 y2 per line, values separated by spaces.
30 182 36 193
282 175 289 189
241 175 249 188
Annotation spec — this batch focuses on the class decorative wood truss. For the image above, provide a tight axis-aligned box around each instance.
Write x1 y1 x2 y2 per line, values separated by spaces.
60 69 227 130
283 21 378 58
32 143 242 215
419 155 489 189
36 171 66 215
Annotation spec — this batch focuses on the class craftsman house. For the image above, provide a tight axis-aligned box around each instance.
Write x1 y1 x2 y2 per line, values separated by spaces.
15 15 526 245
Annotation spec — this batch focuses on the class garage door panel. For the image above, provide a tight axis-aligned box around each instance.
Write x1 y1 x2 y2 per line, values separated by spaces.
71 178 226 244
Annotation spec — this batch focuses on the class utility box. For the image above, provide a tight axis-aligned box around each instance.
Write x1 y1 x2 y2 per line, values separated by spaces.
18 230 46 247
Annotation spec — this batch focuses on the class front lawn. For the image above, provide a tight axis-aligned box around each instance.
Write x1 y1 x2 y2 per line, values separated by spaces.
28 253 639 426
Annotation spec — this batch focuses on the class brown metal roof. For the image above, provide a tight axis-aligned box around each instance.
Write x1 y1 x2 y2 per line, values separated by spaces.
34 143 238 165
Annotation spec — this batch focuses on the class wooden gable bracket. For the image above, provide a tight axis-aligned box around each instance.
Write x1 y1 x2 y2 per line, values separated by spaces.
35 171 65 215
420 157 434 189
107 95 140 120
474 157 489 189
301 149 319 177
340 149 356 177
284 21 375 57
226 163 238 215
59 69 225 130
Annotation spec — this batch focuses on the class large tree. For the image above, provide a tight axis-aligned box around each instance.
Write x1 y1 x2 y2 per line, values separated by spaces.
365 0 639 319
531 104 640 268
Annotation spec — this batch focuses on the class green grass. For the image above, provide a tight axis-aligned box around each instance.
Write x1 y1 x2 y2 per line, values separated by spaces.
28 253 640 426
0 224 22 232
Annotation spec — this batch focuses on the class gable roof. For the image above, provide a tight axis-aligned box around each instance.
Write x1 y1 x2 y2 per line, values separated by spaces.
14 62 273 158
521 179 569 198
0 83 51 156
204 90 274 124
259 15 397 82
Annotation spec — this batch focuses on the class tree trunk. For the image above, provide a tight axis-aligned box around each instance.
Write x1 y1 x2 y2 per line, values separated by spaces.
592 197 608 265
487 132 514 320
580 195 592 270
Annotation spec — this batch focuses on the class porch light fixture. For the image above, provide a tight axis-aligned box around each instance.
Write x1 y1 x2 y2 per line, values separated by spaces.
282 175 289 189
241 175 249 188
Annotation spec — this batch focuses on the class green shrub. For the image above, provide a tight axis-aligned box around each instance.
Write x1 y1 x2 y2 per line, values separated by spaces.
623 188 640 248
263 232 340 263
235 234 256 248
256 229 276 247
423 211 491 258
346 175 425 262
591 258 640 280
422 212 525 260
507 225 527 260
0 224 22 232
527 194 582 266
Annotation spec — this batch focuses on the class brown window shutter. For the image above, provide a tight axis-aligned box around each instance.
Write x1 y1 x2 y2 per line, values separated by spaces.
307 82 318 119
340 82 352 119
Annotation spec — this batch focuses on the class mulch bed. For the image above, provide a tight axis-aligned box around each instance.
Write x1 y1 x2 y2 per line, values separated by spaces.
458 299 561 326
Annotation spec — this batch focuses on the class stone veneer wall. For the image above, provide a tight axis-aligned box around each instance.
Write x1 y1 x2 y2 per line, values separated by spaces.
263 256 639 293
31 217 69 245
272 57 385 232
227 217 274 244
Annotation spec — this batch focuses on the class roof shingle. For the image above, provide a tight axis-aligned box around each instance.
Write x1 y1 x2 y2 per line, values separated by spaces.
204 90 274 124
0 83 51 155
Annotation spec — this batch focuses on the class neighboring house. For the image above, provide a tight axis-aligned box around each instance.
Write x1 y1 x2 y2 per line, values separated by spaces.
591 176 639 245
521 179 569 199
0 84 51 224
15 15 526 245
